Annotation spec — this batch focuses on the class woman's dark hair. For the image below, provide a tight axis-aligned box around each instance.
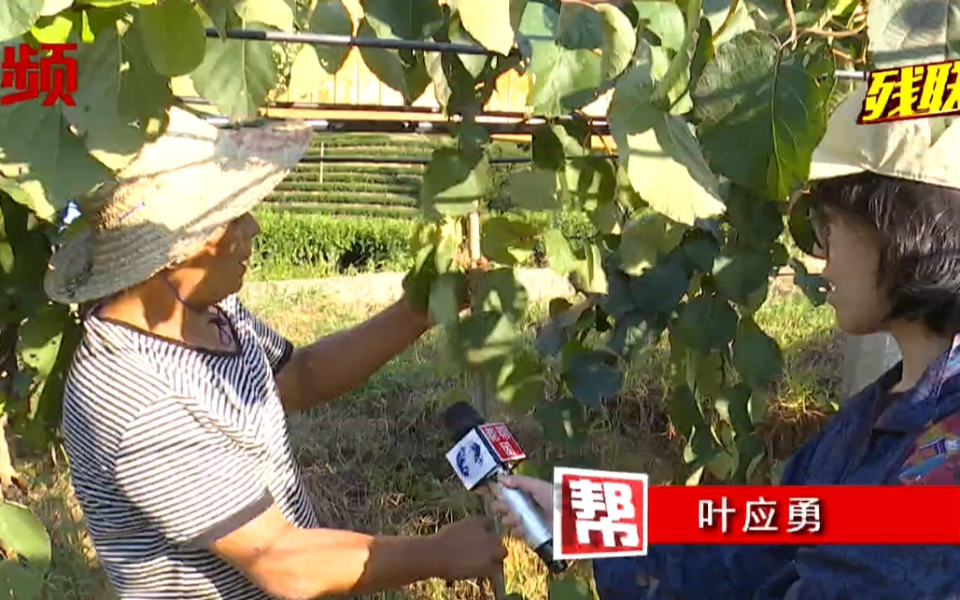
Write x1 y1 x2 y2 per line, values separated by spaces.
806 171 960 336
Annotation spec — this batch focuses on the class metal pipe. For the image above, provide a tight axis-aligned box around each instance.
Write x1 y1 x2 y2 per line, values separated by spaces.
204 27 869 80
200 115 610 136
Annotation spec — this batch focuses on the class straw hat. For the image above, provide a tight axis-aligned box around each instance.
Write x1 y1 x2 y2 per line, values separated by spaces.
808 81 960 188
44 106 314 304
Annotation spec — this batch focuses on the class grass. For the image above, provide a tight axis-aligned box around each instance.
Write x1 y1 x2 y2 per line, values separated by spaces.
22 281 842 600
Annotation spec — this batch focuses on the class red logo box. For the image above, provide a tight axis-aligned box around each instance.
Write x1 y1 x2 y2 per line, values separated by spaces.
553 467 648 560
478 423 526 463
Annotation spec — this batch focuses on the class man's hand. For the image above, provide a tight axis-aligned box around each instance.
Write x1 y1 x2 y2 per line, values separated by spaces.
431 516 508 581
486 475 555 539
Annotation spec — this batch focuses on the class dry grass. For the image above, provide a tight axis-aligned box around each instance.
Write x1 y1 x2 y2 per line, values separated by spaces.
22 280 841 600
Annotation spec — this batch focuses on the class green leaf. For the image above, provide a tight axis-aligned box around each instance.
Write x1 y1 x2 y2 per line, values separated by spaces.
475 267 529 320
597 3 637 80
420 148 491 218
609 60 724 226
29 13 73 44
308 0 354 73
715 383 753 439
790 258 828 306
787 192 821 256
0 501 51 570
234 0 295 31
867 0 960 68
198 0 234 35
18 304 68 377
629 256 690 315
495 350 545 414
563 350 623 407
190 22 278 120
357 0 441 103
632 0 684 52
619 212 685 276
542 228 577 275
534 396 590 451
521 1 603 117
712 247 773 305
429 272 463 326
0 40 113 218
506 169 560 211
726 185 783 246
692 32 835 200
0 0 43 42
455 312 519 367
672 294 737 352
0 560 44 600
139 0 207 76
481 216 539 265
686 348 722 398
287 45 327 100
666 383 703 438
570 243 608 295
732 316 783 389
532 121 591 170
689 16 713 92
63 21 173 171
453 0 525 55
403 246 439 311
702 0 755 45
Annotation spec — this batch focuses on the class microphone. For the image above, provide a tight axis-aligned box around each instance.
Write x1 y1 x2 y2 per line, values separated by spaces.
442 401 568 574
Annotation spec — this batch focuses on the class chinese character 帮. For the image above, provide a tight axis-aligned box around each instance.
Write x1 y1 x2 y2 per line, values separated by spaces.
787 498 822 533
699 497 736 533
1 43 77 107
743 497 778 532
570 478 639 548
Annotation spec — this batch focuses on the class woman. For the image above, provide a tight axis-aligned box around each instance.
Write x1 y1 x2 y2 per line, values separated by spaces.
491 86 960 599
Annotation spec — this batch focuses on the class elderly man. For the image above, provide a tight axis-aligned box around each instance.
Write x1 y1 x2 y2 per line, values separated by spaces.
44 108 506 600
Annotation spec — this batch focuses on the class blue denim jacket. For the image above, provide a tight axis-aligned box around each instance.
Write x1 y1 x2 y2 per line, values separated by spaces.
592 334 960 600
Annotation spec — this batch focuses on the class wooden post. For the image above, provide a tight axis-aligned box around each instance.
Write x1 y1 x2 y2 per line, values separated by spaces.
467 211 507 600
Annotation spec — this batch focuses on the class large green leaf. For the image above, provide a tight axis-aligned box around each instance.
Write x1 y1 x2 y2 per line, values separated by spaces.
308 0 354 73
725 184 784 246
506 169 560 211
597 3 637 80
474 267 529 320
139 0 207 76
672 293 738 352
632 0 685 52
420 148 491 218
532 121 591 170
619 212 685 276
542 228 577 275
453 0 526 55
63 22 173 171
0 39 113 220
357 20 431 104
692 33 835 200
481 216 539 265
0 0 43 42
608 58 724 226
732 315 782 389
712 247 773 305
361 0 444 39
0 560 44 600
454 311 520 367
563 350 623 407
521 1 603 117
867 0 960 68
0 501 51 569
190 22 279 120
702 0 756 45
494 350 545 414
233 0 295 31
18 304 68 378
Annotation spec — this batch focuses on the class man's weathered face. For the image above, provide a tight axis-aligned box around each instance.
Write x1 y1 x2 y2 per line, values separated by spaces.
175 212 260 302
820 207 891 335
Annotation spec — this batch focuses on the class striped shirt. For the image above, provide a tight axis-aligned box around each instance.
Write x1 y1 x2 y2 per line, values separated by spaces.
62 294 319 599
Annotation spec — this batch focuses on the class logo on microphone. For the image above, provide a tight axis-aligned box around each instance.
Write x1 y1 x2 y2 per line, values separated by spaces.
455 441 485 478
445 429 500 490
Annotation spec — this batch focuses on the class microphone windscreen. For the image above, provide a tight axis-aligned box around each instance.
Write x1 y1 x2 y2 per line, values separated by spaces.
443 401 485 441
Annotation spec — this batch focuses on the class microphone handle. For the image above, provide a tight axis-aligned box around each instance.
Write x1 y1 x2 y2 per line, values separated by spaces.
485 473 569 574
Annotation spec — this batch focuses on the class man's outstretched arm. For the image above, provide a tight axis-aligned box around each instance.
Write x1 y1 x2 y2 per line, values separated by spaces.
211 503 505 600
275 298 432 411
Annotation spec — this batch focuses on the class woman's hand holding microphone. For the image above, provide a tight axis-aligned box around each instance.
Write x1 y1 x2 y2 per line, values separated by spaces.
484 474 556 538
